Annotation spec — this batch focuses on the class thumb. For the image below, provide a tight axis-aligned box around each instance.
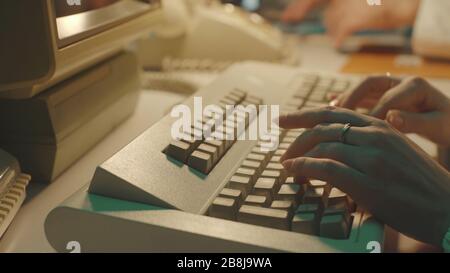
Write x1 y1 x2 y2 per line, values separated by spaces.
386 110 440 136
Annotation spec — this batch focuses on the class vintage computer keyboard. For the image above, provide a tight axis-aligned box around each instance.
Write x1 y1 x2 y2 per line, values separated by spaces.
45 62 384 252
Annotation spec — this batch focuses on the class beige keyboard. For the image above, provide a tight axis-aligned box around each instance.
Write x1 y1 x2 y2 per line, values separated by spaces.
47 62 385 252
162 73 355 239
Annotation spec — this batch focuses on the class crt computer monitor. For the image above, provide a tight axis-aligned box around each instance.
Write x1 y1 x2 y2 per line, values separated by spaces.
0 0 162 99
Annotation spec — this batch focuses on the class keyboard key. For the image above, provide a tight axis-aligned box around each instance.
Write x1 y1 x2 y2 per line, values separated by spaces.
244 195 269 207
228 175 252 197
309 91 326 102
188 151 213 174
209 197 238 220
235 168 257 184
296 203 320 214
221 97 236 106
327 188 350 209
270 155 281 163
245 95 263 105
261 170 283 185
284 177 294 184
274 149 287 156
277 184 302 208
237 205 291 231
204 140 225 157
266 162 284 171
270 200 294 215
282 136 297 143
197 144 219 163
291 212 317 235
219 188 243 204
309 180 328 188
241 160 263 173
166 140 195 162
309 180 332 194
303 187 327 207
225 93 243 104
230 89 247 101
253 178 277 201
246 153 266 163
285 130 303 138
319 213 351 239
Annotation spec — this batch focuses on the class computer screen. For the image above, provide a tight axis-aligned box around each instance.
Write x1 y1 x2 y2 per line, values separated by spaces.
0 0 162 97
54 0 158 47
54 0 120 17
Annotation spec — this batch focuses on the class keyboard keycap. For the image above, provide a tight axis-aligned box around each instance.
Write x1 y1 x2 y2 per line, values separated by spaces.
270 200 294 215
188 151 213 173
235 167 257 184
244 195 269 207
261 170 283 186
228 175 252 197
204 140 225 157
327 188 349 209
219 188 243 204
253 178 277 201
209 197 238 220
277 184 302 208
237 205 291 230
270 155 281 163
247 152 267 163
284 177 294 184
291 213 317 235
241 160 263 173
266 162 284 171
166 140 195 162
303 187 327 208
319 213 351 239
197 144 219 163
274 149 287 156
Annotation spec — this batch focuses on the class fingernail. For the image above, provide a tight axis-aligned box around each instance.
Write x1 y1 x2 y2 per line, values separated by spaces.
282 159 294 170
387 113 404 127
330 99 340 107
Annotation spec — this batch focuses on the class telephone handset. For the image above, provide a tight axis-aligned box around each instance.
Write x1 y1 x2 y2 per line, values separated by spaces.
0 149 31 238
137 0 300 72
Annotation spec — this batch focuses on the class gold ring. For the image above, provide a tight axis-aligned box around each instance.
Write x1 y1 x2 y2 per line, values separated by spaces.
341 123 352 144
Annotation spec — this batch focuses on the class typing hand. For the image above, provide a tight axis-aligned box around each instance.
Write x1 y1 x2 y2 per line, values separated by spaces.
334 76 450 147
278 107 450 246
281 0 419 47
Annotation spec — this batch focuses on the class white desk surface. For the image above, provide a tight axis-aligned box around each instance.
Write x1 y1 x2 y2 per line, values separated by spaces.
0 37 447 252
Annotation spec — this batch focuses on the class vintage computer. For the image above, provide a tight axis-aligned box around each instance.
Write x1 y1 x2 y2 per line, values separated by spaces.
0 0 383 252
0 0 163 182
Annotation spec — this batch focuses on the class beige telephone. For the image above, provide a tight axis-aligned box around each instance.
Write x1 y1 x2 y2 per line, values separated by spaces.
137 0 300 72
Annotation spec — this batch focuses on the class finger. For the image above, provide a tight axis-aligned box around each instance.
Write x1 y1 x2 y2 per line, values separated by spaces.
294 175 308 185
281 157 367 197
281 0 323 22
339 76 401 110
370 77 435 119
278 106 375 130
386 110 443 136
280 123 369 161
303 142 369 174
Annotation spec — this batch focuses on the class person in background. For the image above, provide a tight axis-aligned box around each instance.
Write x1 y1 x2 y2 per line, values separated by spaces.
281 0 450 59
278 0 450 250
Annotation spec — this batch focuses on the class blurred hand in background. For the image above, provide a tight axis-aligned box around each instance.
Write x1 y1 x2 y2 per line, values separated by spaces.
281 0 420 47
333 76 450 147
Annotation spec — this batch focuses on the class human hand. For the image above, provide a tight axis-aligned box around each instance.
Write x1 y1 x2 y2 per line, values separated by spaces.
334 76 450 147
278 107 450 246
281 0 420 47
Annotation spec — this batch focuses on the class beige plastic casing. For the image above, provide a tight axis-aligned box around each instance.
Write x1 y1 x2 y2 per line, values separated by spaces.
0 0 163 99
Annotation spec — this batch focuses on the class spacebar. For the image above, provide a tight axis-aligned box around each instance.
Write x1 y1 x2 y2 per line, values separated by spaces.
237 205 291 231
